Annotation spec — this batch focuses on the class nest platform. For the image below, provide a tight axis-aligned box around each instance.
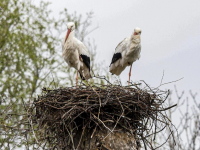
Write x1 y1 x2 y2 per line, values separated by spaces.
34 82 176 150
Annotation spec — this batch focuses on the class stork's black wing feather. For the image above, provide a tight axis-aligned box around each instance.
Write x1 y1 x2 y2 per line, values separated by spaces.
80 54 90 71
110 53 122 66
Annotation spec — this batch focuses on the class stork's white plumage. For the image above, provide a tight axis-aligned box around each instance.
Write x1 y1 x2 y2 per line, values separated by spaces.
109 27 142 84
62 22 91 87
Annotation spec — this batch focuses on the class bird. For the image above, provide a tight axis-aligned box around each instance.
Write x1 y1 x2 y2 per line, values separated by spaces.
62 22 91 87
109 27 142 85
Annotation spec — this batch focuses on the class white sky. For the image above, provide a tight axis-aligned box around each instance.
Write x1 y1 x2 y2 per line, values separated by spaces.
32 0 200 147
37 0 200 93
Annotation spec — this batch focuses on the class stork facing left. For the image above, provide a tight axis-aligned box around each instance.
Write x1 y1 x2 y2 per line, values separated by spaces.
62 22 92 88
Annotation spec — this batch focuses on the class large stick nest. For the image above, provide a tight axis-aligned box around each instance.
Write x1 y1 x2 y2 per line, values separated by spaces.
34 81 176 150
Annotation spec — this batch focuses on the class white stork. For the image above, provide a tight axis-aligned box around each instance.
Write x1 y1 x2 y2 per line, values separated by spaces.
109 27 142 85
62 22 91 87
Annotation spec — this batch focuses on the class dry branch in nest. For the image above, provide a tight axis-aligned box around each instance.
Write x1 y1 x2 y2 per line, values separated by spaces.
33 80 177 150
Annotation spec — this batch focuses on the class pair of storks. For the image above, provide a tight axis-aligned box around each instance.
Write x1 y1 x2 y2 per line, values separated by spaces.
62 22 141 87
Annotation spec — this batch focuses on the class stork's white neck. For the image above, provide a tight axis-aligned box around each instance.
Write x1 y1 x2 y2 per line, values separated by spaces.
66 30 75 41
130 34 141 44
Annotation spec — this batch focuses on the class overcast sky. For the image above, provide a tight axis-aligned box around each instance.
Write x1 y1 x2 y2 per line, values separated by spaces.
34 0 200 92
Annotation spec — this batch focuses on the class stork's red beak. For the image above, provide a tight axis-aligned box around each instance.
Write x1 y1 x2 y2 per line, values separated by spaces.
65 29 71 42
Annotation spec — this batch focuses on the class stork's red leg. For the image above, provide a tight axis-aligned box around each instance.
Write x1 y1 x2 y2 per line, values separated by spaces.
76 70 79 88
128 64 132 85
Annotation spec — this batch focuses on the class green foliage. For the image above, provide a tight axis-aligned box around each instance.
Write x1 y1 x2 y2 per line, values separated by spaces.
0 0 61 98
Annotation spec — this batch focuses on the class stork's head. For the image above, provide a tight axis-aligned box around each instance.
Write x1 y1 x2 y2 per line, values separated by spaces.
65 22 75 42
133 27 142 35
67 22 75 31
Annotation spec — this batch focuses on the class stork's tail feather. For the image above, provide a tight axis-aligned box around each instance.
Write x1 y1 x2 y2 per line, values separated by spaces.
79 72 86 80
109 64 126 76
79 70 92 80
